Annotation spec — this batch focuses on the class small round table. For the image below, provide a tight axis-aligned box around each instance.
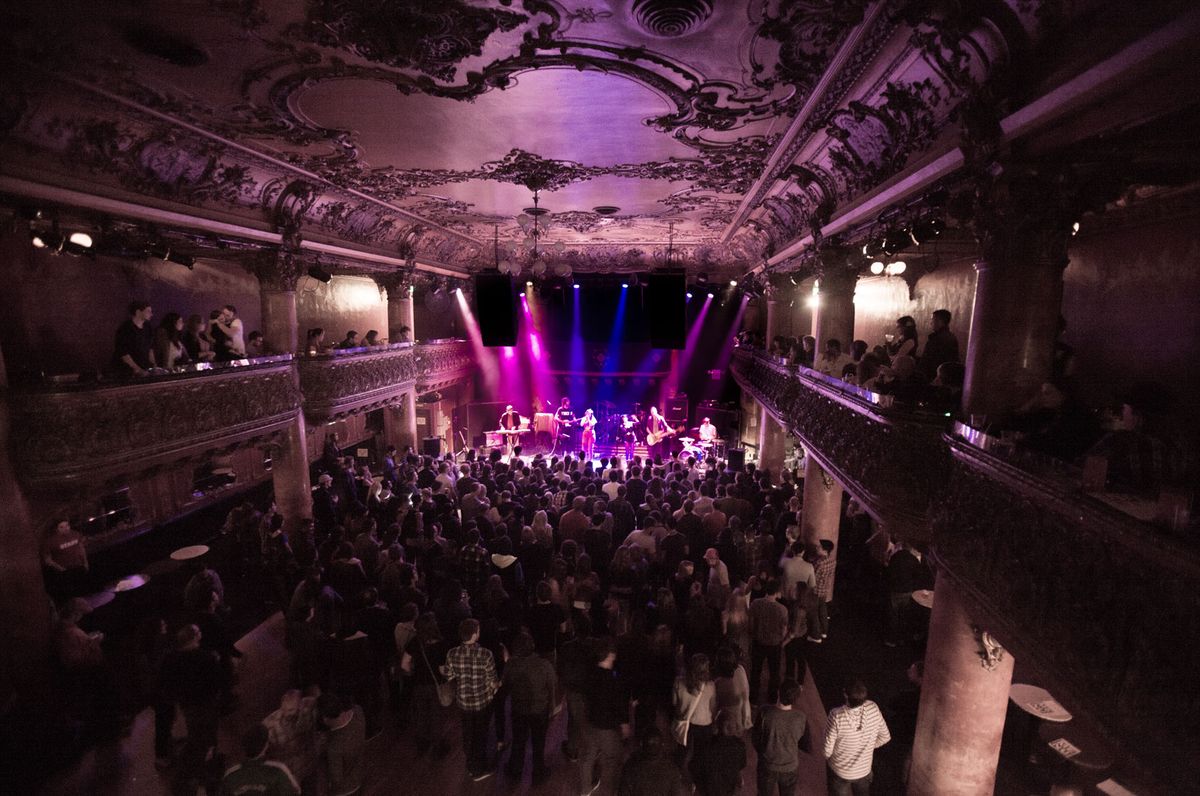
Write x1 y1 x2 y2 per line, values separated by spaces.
170 544 210 561
911 589 935 609
81 590 115 610
1009 683 1072 722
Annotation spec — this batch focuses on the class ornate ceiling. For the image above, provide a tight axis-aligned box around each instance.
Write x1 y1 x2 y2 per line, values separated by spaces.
0 1 1112 275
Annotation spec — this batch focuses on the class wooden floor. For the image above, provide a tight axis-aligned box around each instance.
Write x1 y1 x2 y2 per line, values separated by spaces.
38 613 830 796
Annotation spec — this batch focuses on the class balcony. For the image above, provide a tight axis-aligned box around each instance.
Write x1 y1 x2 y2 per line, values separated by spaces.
731 347 951 539
9 356 300 489
297 339 473 423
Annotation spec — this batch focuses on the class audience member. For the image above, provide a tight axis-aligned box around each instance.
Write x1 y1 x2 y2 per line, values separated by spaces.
824 680 890 795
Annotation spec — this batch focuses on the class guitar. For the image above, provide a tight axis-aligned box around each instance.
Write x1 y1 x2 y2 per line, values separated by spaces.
646 424 684 446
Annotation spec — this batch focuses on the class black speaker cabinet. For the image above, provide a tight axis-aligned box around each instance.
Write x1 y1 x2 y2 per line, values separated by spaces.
665 396 689 425
421 436 443 458
726 447 745 471
475 272 517 347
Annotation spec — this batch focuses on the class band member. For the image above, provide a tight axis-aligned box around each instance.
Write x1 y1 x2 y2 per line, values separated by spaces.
646 406 667 461
554 397 577 453
698 417 718 445
579 408 597 461
621 413 639 462
499 404 521 455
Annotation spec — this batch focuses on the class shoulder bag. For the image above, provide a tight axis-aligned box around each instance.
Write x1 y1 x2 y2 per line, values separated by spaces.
671 682 706 746
421 643 455 708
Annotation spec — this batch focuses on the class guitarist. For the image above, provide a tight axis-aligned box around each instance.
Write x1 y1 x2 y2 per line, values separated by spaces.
554 397 577 455
645 406 671 462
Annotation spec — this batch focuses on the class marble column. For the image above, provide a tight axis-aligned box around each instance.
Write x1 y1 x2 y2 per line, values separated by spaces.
248 250 311 527
757 407 788 473
0 347 53 691
812 264 857 354
374 272 416 344
764 297 780 346
801 456 843 575
909 571 1014 796
962 170 1077 419
385 391 420 455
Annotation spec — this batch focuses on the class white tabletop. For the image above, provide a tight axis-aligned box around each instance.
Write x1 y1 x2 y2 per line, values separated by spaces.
170 544 210 561
1009 683 1072 722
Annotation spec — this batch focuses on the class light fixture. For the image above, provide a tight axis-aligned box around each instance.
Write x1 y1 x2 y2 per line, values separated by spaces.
885 261 906 276
686 292 693 299
307 264 332 283
621 282 629 289
697 273 709 285
806 283 820 309
729 279 738 287
882 228 910 255
870 261 885 275
68 232 94 248
526 280 533 288
31 229 63 250
593 205 620 216
909 217 944 245
573 283 580 289
1071 221 1081 236
707 292 714 298
455 287 462 294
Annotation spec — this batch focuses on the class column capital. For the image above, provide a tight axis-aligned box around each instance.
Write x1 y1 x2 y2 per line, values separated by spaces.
968 165 1084 271
372 268 416 299
246 247 307 292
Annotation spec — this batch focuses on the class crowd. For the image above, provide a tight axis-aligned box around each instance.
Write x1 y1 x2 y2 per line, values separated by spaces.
44 445 922 795
111 301 260 379
304 325 410 356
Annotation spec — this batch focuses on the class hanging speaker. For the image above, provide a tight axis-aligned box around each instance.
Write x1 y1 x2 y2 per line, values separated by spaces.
475 271 517 347
646 271 686 349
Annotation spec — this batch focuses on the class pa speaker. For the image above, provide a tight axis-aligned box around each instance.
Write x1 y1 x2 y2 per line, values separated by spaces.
726 447 745 471
421 436 443 458
475 272 517 347
647 271 685 349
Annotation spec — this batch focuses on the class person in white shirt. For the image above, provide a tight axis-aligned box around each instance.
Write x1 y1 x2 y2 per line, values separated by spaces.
824 680 890 795
778 541 816 602
698 417 719 444
815 339 853 379
214 304 246 357
602 470 622 502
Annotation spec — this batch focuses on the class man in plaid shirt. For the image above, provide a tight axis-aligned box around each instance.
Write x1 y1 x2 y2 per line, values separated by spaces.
551 479 572 512
811 539 836 641
443 618 499 781
459 529 490 597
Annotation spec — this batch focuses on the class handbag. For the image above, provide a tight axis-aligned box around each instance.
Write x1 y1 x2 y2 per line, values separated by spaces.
420 643 455 708
671 682 706 746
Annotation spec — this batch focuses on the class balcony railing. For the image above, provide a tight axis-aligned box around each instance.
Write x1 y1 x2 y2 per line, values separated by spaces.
297 339 473 423
731 347 951 539
10 356 301 488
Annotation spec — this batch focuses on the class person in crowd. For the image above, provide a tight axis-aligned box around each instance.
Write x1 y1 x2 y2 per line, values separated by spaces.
263 689 321 793
1086 382 1186 496
754 678 811 796
246 330 265 357
580 637 632 796
213 305 246 359
926 361 965 412
811 539 836 641
219 723 300 796
778 541 816 605
712 645 752 737
155 312 191 370
395 325 412 343
363 330 382 346
850 340 869 365
869 355 923 403
617 728 689 796
815 339 854 379
338 330 360 349
886 316 918 361
401 613 452 757
694 709 748 796
918 308 959 379
305 328 327 355
319 692 365 796
748 578 788 704
112 300 157 377
1006 378 1101 461
442 617 500 781
159 624 224 770
797 336 816 369
183 313 218 362
503 631 557 782
824 680 890 796
41 518 90 598
672 652 717 780
884 538 931 647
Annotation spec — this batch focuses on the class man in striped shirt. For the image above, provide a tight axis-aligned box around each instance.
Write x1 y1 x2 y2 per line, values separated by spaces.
823 680 890 795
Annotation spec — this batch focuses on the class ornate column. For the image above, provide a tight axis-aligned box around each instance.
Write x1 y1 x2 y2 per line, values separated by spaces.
764 297 780 344
385 391 420 456
757 409 788 473
812 259 857 353
962 169 1078 419
801 456 842 558
247 249 311 528
909 571 1014 796
0 347 52 693
373 271 415 344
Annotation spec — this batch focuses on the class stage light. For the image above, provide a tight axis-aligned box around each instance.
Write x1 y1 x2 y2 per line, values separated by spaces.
31 229 63 249
862 238 884 258
729 279 738 287
686 292 693 299
621 283 628 289
573 283 580 289
910 217 944 245
1072 221 1081 236
455 287 462 294
707 292 714 298
870 261 885 275
806 294 820 309
882 228 910 255
68 232 93 248
525 280 533 288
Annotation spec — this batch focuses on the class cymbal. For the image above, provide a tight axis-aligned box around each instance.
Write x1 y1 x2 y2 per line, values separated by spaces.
679 437 695 444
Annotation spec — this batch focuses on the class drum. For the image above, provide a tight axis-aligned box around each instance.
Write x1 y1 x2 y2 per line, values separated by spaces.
485 431 504 448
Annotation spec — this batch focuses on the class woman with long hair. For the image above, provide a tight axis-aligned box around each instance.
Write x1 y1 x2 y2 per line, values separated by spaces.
673 652 717 781
712 645 753 737
579 408 597 462
155 312 190 370
399 613 451 756
887 316 918 361
721 585 751 662
182 314 216 362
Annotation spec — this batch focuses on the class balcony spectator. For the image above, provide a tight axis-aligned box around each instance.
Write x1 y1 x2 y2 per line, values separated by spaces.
210 305 245 360
246 330 264 357
306 327 327 355
796 336 816 369
856 354 883 390
918 309 959 380
183 314 217 363
869 356 923 403
363 329 382 346
1086 381 1185 497
886 316 919 361
850 339 869 364
1007 379 1100 461
338 330 360 349
815 339 853 379
154 312 191 370
926 362 965 413
112 300 157 377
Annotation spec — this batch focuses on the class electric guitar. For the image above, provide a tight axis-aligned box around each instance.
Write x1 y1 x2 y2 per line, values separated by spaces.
645 424 684 446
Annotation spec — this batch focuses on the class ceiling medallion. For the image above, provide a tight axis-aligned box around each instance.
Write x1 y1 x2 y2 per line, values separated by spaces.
631 0 714 38
593 206 621 216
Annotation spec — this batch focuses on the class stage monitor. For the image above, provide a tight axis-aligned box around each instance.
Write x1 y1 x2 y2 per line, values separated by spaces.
646 271 686 349
475 271 517 346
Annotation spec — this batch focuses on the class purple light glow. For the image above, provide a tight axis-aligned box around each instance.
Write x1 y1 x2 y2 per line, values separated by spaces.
530 333 542 360
504 346 515 359
454 290 499 396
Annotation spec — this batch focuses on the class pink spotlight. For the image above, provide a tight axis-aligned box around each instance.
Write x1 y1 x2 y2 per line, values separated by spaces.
529 333 541 360
503 346 515 359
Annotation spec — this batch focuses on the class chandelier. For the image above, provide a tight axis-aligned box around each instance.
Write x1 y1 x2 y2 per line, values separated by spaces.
496 190 571 280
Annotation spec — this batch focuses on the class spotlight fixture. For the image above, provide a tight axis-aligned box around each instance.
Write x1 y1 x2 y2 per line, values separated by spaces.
697 272 709 285
707 292 714 298
909 217 944 245
686 292 693 299
621 282 629 289
526 280 533 288
307 264 332 283
455 287 462 294
870 261 885 275
862 238 885 258
729 279 738 287
882 228 911 256
573 283 580 289
1071 221 1081 236
68 232 93 249
31 229 64 250
788 274 799 286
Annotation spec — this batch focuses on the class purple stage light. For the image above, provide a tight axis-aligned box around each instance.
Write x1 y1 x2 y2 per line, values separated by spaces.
573 283 580 289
